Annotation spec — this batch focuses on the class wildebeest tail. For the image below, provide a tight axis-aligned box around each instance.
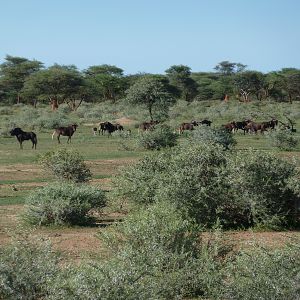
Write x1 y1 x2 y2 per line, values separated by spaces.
52 131 56 140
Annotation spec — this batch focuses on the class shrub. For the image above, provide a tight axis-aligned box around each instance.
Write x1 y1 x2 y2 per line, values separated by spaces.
135 124 178 150
48 202 224 299
22 182 106 226
112 143 235 226
113 143 300 228
0 232 60 300
39 148 92 183
35 111 72 130
223 242 300 299
268 129 299 150
226 150 300 229
191 126 237 149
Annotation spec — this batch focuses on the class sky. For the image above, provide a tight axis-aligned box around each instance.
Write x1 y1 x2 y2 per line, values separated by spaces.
0 0 299 74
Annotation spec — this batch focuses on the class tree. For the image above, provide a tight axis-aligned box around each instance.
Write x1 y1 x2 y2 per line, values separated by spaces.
126 75 174 121
165 65 198 101
22 64 87 110
214 61 247 75
279 68 300 103
0 55 43 104
234 71 265 102
84 64 127 102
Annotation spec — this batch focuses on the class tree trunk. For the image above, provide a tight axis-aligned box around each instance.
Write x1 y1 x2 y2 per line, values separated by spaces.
224 94 229 102
32 99 38 108
17 93 21 104
50 98 59 111
149 104 153 121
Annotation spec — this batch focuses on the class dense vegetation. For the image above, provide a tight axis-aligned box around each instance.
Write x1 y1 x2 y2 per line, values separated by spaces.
1 55 300 116
1 54 300 299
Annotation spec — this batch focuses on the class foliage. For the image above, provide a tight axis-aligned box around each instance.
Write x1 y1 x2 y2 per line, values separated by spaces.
22 182 106 226
226 151 300 228
84 64 127 102
223 242 300 299
113 143 300 228
0 232 60 300
214 61 247 75
165 65 198 101
268 129 299 150
21 64 87 110
126 75 174 121
135 124 178 150
191 125 237 149
39 148 92 183
48 202 224 299
0 55 43 104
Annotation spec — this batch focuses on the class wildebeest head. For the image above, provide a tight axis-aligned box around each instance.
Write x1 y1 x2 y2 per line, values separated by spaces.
71 124 78 131
10 128 23 136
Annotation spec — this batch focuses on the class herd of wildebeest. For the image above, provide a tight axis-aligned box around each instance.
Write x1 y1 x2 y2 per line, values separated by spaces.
8 117 296 150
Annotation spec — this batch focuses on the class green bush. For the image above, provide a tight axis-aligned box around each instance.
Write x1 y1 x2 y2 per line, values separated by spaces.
113 143 300 228
223 242 300 299
191 126 237 149
112 143 234 226
35 111 72 130
48 202 224 299
268 129 299 151
135 124 178 150
0 232 60 300
39 148 92 183
226 150 300 229
22 182 106 226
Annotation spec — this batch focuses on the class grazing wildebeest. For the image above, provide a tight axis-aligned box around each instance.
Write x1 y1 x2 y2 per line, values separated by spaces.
244 121 267 134
10 128 37 149
179 122 194 134
99 122 124 136
98 122 106 135
93 127 98 136
52 124 78 143
138 120 159 132
223 122 237 133
262 119 278 131
234 120 252 134
114 123 124 131
191 119 212 127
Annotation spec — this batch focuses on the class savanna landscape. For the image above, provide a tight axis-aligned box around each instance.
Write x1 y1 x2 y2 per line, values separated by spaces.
1 53 300 299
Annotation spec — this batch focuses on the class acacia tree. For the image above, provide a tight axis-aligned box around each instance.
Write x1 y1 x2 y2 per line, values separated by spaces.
278 68 300 103
22 65 87 110
234 71 265 102
165 65 198 101
214 61 247 101
214 61 246 75
126 75 174 121
84 64 127 102
0 55 43 104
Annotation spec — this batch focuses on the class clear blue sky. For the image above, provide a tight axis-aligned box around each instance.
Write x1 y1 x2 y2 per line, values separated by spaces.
1 0 299 74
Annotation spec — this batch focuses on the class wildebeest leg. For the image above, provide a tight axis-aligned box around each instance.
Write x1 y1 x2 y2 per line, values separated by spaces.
18 138 23 149
57 134 61 144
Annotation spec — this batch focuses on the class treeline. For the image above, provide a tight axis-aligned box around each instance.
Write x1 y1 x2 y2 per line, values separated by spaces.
0 55 300 112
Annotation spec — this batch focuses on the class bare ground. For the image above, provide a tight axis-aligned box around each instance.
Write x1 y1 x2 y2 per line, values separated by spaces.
1 204 300 261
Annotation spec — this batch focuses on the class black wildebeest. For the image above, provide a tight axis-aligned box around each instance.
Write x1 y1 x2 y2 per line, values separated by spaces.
233 120 252 134
52 124 78 143
191 119 212 127
99 121 124 136
10 128 37 149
